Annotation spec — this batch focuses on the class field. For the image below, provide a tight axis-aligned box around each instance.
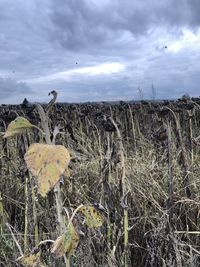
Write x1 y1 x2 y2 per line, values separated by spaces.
1 96 200 266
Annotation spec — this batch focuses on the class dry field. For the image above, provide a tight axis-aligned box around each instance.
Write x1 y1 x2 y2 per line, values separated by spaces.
1 96 200 266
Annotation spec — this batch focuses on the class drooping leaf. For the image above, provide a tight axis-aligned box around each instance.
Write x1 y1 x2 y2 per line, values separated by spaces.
3 116 34 138
16 250 41 267
24 143 70 197
79 205 104 228
51 223 79 258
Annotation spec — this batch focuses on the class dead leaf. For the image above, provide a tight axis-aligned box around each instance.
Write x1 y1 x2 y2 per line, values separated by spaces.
25 143 70 197
79 205 104 228
16 251 41 267
51 223 79 258
3 117 33 138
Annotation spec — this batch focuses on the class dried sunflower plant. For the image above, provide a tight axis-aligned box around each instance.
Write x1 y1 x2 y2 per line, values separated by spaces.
1 91 105 267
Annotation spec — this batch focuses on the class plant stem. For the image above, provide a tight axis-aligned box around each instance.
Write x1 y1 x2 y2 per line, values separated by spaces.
31 181 39 246
109 117 129 267
24 176 28 253
6 223 23 256
166 120 174 225
36 98 69 266
166 107 192 198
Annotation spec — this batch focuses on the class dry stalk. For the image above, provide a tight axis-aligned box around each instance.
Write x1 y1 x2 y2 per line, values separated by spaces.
109 117 129 267
166 107 192 198
36 92 69 266
6 223 23 257
166 120 174 225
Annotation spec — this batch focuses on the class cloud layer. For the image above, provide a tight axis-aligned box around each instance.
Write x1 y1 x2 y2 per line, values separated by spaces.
0 0 200 103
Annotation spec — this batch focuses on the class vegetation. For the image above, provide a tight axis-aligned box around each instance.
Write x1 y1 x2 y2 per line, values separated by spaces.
0 93 200 266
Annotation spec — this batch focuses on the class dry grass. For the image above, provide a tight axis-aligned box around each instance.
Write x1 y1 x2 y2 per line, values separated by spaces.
1 99 200 266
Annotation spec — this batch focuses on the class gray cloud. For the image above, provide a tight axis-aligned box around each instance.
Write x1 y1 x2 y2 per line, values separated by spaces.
0 77 33 103
49 0 200 51
0 0 200 103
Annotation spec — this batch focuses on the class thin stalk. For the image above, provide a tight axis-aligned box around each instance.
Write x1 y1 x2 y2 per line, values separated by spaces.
6 223 23 257
69 204 84 224
106 133 112 249
24 176 28 253
188 110 194 164
166 120 174 225
31 182 39 246
109 117 129 267
123 209 129 267
128 104 137 152
166 107 192 198
32 125 45 136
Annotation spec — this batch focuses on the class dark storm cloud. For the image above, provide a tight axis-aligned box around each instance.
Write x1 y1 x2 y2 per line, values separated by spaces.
49 0 200 51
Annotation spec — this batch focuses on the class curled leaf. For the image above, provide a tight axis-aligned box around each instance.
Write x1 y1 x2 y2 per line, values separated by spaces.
3 117 34 138
79 205 104 228
51 223 79 258
24 143 70 197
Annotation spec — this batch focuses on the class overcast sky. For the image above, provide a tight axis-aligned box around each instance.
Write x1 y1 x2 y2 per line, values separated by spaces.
0 0 200 104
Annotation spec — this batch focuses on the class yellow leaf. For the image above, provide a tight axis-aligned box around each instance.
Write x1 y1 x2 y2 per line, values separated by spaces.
51 223 79 258
24 143 70 197
16 251 41 267
80 205 104 228
3 117 33 138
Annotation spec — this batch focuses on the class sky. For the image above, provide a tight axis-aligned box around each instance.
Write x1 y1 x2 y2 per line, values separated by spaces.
0 0 200 104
